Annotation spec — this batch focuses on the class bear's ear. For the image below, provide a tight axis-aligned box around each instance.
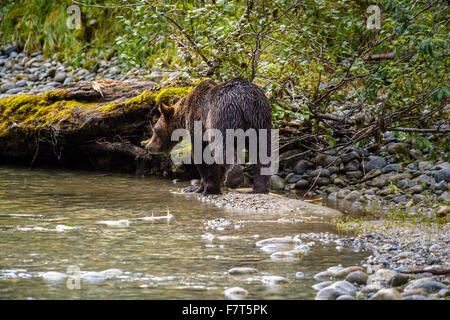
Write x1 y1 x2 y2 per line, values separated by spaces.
159 103 174 119
172 97 181 105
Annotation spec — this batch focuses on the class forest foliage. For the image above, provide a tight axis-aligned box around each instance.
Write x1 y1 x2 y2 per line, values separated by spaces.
1 0 449 154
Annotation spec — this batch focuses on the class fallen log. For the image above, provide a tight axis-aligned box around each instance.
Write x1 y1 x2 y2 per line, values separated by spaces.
0 80 194 176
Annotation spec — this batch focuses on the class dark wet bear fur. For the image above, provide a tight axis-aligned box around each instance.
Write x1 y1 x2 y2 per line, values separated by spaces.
146 78 272 195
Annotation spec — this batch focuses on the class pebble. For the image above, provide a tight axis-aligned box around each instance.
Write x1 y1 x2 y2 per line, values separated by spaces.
389 273 411 287
42 271 67 281
270 250 302 261
228 267 258 275
312 281 333 291
255 236 298 247
97 219 130 227
345 271 368 285
261 275 289 286
369 288 402 300
100 269 123 278
315 281 356 300
224 287 248 299
80 271 107 283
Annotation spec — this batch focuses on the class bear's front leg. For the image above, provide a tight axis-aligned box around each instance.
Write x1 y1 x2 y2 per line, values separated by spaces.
251 164 271 194
200 165 226 196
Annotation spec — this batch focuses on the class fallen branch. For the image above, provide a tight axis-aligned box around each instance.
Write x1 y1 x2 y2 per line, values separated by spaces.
388 127 450 133
400 269 450 276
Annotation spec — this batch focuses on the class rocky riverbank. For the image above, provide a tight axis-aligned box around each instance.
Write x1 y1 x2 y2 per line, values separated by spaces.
0 45 177 98
2 45 449 300
273 141 449 219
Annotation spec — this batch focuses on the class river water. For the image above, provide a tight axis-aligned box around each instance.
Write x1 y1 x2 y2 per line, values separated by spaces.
0 166 368 299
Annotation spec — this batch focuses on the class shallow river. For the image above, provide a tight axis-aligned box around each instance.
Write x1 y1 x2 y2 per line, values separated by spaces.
0 166 368 299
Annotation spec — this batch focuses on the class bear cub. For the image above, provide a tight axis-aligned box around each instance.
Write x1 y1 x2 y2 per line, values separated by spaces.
146 78 272 195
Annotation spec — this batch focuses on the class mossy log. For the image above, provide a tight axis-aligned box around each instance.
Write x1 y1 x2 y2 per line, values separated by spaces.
0 80 194 175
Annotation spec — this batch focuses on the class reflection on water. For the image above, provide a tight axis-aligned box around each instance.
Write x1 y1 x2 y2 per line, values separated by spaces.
0 166 368 299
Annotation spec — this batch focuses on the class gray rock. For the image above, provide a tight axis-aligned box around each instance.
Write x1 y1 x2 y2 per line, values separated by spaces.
224 287 248 299
410 149 422 160
28 74 39 82
429 244 441 251
15 79 27 87
1 82 15 93
286 174 302 184
437 191 449 202
416 174 435 186
309 168 330 178
406 162 417 170
341 151 360 163
333 177 346 186
54 72 66 83
392 195 407 203
389 273 411 287
312 281 333 291
110 66 121 75
365 157 387 171
418 161 433 171
336 295 356 300
433 168 450 183
369 269 397 284
63 77 73 85
345 190 362 201
372 175 387 188
346 170 363 180
345 159 360 171
328 166 339 174
317 177 331 186
294 179 309 189
3 45 17 55
369 288 402 300
402 295 429 300
270 175 285 191
345 271 368 285
397 179 415 189
412 194 426 204
438 288 450 297
407 184 423 194
315 287 342 300
293 160 310 174
315 154 341 167
386 142 408 155
403 277 436 292
315 280 356 300
6 88 23 94
432 180 448 191
382 164 401 174
361 284 383 294
417 281 447 293
12 64 24 71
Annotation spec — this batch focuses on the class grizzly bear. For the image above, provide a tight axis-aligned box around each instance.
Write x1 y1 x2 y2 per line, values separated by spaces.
145 78 272 195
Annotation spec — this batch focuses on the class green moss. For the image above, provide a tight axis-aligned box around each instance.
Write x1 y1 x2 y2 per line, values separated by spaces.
0 85 190 136
82 59 98 72
155 87 192 105
0 90 93 134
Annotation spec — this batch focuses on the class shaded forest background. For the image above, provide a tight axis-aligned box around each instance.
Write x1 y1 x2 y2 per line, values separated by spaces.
0 0 448 159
